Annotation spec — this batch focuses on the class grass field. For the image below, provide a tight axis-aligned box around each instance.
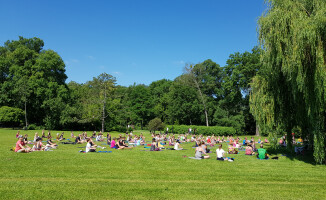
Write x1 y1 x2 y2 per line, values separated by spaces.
0 128 325 200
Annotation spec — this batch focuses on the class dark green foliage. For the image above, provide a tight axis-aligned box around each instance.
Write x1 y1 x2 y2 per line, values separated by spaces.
166 125 236 136
148 118 165 132
251 0 326 163
0 36 261 137
0 106 23 127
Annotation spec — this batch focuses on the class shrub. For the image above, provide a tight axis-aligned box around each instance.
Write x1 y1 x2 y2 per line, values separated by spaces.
148 118 165 132
0 106 24 128
28 124 38 130
166 125 237 136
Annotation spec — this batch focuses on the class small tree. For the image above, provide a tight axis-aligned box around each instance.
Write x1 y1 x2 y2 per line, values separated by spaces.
0 106 24 128
148 118 164 133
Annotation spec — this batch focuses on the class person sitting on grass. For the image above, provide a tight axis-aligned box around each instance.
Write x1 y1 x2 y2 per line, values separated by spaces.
86 138 97 153
169 136 174 146
46 136 57 149
16 131 20 138
33 138 46 151
257 144 269 159
174 140 183 150
71 131 75 138
59 132 65 141
228 145 238 154
96 133 104 142
15 135 31 153
75 134 85 144
23 134 29 144
251 140 257 152
107 133 111 145
150 138 160 151
111 137 117 149
195 144 210 159
245 145 255 155
216 144 229 161
116 138 129 149
41 130 46 138
34 132 40 142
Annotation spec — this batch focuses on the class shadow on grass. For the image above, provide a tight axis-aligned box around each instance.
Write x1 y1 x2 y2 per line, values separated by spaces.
266 145 317 165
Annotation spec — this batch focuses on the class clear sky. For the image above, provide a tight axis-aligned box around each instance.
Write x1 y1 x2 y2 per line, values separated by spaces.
0 0 266 86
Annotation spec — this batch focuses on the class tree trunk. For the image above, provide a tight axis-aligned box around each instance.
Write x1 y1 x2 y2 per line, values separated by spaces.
255 124 260 136
101 85 107 133
102 102 105 133
193 78 209 126
24 100 28 128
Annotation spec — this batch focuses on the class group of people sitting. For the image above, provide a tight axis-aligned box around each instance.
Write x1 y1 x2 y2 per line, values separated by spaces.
14 131 58 153
14 129 269 160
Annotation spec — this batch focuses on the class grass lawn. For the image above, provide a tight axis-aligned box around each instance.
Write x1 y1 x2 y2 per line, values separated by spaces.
0 128 325 200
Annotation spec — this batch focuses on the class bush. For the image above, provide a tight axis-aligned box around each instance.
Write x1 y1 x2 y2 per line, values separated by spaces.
0 106 24 128
28 124 38 130
166 125 237 136
148 118 165 132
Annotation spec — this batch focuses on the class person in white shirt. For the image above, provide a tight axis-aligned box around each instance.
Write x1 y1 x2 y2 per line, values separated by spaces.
174 140 183 150
86 138 96 153
216 144 227 161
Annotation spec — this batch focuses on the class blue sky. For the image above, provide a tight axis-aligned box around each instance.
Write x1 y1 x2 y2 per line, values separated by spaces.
0 0 266 86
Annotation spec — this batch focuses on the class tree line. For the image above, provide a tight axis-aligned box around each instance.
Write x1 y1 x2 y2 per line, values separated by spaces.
1 0 325 163
0 37 260 135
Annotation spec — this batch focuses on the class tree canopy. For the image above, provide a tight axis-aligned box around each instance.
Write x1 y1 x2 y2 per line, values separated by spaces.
250 0 326 163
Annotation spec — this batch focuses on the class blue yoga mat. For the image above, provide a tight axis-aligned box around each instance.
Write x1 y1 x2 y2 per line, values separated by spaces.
97 151 112 153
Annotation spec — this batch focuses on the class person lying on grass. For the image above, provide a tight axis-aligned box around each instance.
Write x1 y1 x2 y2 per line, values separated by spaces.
174 140 183 150
15 135 31 153
257 144 269 159
86 138 97 153
195 144 210 159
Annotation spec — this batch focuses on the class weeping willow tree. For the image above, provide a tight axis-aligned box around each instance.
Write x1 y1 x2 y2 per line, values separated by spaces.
251 0 326 164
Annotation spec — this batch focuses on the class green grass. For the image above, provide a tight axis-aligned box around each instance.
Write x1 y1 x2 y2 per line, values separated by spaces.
0 128 325 200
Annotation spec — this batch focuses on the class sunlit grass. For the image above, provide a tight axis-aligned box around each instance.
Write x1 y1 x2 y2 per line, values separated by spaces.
0 128 325 200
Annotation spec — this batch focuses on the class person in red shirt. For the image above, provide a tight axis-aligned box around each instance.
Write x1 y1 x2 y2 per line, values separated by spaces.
15 135 31 153
207 137 211 144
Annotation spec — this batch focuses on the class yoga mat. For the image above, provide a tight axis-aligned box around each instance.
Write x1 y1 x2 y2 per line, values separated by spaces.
189 157 202 160
97 151 112 153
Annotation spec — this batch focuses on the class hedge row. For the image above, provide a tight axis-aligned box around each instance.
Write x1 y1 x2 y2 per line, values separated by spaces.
165 125 237 136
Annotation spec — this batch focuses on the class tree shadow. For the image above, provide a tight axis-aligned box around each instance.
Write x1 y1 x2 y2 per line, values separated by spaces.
266 145 317 165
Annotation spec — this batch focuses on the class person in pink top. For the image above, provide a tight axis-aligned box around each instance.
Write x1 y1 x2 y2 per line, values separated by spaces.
110 137 117 149
15 135 31 153
16 131 20 138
